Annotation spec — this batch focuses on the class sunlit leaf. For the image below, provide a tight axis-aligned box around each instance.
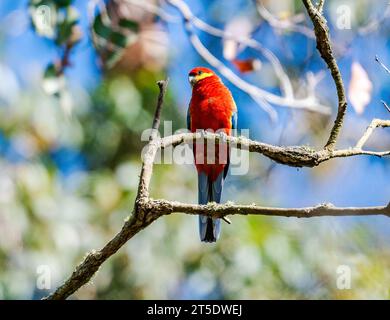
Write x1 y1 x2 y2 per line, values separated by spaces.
93 14 138 49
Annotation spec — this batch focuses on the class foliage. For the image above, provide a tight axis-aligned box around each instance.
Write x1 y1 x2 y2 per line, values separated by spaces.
0 0 390 299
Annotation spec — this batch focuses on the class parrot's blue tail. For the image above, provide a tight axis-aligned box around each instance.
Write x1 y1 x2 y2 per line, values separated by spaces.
198 172 223 242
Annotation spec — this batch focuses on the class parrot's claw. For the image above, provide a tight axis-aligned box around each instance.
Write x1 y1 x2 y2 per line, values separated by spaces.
198 129 206 138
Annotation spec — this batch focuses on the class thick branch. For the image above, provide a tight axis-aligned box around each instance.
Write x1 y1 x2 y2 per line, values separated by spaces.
46 116 390 300
46 194 390 300
44 213 158 300
45 3 390 295
167 0 331 119
152 199 390 219
302 0 347 150
159 129 390 168
45 79 169 300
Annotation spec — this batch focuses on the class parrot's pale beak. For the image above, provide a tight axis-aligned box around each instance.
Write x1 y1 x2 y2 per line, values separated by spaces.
189 75 196 86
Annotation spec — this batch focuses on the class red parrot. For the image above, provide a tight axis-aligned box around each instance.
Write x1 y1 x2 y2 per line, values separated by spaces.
187 67 238 242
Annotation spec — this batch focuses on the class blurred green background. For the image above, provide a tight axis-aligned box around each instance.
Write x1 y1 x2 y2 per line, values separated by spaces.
0 0 390 299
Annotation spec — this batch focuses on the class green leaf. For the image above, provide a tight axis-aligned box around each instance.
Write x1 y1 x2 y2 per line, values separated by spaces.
43 63 57 78
53 6 79 45
118 19 139 32
30 0 72 9
56 20 76 45
110 31 132 48
93 14 138 48
55 0 72 8
93 14 112 40
29 0 52 7
105 50 124 69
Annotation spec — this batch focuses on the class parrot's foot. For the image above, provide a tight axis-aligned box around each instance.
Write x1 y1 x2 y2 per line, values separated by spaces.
197 129 207 138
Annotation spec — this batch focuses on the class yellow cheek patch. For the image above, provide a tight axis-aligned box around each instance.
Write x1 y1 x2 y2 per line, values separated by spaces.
196 72 214 81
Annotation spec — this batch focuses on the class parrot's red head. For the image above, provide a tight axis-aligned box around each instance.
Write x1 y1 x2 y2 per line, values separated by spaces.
188 67 219 87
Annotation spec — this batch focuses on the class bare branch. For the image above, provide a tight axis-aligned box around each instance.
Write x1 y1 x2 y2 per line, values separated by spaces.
256 1 315 39
377 57 390 114
45 77 390 299
44 196 390 300
359 6 390 35
317 0 325 13
376 55 390 74
355 119 390 149
44 1 390 300
302 0 347 150
123 0 180 23
154 200 390 219
160 129 390 167
166 0 331 118
44 79 169 300
150 79 169 140
381 100 390 113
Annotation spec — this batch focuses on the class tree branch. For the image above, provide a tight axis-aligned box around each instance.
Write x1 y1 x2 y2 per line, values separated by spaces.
44 79 169 300
150 79 169 140
355 119 390 149
159 128 390 168
46 107 390 299
302 0 347 150
317 0 325 13
45 1 390 299
381 100 390 113
375 55 390 74
256 1 315 39
151 199 390 218
166 0 331 119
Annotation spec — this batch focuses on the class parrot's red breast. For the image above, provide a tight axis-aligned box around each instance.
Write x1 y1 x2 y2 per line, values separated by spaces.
188 67 237 181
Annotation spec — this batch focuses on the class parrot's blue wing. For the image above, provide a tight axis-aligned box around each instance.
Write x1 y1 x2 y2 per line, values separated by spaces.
198 171 223 242
187 106 191 131
211 170 224 203
223 111 237 179
198 171 209 205
198 112 237 243
198 171 212 241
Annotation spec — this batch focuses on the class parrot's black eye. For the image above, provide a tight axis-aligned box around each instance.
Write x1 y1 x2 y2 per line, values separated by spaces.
198 70 203 75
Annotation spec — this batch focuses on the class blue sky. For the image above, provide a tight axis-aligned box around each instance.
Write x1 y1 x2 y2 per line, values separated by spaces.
1 0 390 231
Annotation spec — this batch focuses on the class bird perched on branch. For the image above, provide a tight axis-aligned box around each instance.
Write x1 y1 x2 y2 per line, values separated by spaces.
187 67 237 242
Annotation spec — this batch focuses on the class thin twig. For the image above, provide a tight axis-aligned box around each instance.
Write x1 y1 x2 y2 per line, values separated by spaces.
45 78 390 300
358 6 390 35
44 0 390 300
256 1 315 38
381 100 390 113
150 79 169 140
44 79 169 300
167 0 331 117
317 0 325 13
376 55 390 74
355 119 390 149
302 0 347 150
